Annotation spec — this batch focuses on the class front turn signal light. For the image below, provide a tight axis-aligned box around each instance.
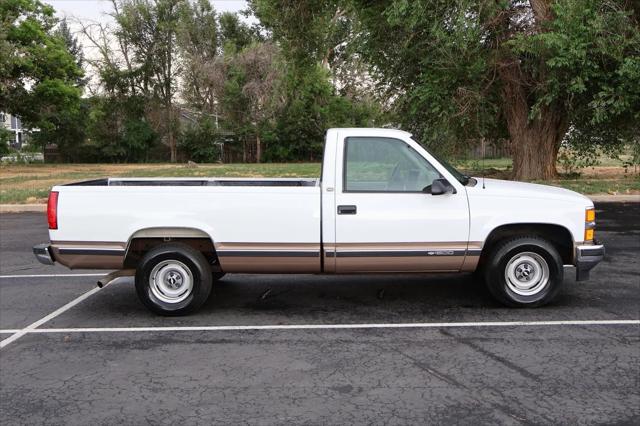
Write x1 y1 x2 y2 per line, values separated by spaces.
585 208 595 241
586 208 595 222
585 228 594 241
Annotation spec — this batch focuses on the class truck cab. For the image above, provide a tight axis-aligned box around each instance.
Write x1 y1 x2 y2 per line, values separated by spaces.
321 128 472 273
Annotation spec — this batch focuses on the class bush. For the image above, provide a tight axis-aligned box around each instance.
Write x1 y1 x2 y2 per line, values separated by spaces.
0 128 11 156
84 96 158 162
178 118 224 163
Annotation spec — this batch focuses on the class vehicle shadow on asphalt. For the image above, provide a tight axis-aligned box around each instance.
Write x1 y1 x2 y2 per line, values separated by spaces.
208 273 494 312
40 272 593 328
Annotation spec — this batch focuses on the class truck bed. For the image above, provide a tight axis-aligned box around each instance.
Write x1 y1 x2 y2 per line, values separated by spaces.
50 176 322 273
67 178 319 187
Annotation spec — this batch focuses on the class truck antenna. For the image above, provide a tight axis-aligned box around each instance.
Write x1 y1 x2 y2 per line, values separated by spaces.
481 137 486 189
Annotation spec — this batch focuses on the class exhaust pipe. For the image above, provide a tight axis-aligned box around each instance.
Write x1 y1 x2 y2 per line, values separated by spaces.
97 269 135 288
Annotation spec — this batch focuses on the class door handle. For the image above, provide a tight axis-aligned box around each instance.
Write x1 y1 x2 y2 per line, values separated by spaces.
337 205 357 215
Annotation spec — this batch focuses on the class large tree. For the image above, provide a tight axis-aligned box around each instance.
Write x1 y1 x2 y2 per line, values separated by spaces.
233 42 281 162
0 0 84 154
112 0 184 162
177 0 220 113
253 0 640 180
54 18 86 87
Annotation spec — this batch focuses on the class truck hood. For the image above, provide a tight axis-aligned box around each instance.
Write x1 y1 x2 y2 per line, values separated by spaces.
467 178 593 206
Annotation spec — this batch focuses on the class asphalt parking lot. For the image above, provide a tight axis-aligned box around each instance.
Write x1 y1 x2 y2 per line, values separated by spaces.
0 203 638 425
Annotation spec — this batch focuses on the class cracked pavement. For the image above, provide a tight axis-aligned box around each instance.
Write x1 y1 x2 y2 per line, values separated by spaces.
0 203 639 425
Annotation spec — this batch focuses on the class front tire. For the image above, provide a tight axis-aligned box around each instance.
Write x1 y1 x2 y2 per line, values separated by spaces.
484 237 563 307
135 243 212 316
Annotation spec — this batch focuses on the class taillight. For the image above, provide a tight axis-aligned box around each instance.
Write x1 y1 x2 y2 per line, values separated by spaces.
47 191 58 230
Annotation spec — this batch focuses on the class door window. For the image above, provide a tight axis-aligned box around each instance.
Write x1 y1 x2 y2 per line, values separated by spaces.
343 137 441 192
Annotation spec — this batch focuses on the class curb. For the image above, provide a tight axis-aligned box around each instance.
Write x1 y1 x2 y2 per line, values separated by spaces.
1 204 46 214
589 195 640 202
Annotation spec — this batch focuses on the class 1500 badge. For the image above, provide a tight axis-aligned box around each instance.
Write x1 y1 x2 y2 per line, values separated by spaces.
427 250 455 256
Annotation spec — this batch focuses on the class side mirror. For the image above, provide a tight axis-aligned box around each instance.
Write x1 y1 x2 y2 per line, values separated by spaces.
425 178 455 195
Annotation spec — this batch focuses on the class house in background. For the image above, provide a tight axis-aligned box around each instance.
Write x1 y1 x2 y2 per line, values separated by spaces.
178 106 238 163
0 112 27 149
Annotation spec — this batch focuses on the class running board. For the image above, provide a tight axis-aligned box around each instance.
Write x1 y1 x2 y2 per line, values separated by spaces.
97 269 135 288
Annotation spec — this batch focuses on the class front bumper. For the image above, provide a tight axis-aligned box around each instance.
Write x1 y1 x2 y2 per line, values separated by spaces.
33 243 55 265
575 242 605 281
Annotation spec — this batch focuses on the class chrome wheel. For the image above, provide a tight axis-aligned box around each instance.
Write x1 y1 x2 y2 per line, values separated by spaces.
504 251 550 296
149 260 194 304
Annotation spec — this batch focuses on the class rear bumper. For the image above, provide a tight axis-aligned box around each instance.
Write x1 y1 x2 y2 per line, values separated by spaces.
575 242 605 281
33 243 55 265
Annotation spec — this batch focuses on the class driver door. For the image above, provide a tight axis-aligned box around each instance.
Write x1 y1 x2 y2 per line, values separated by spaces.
330 136 470 273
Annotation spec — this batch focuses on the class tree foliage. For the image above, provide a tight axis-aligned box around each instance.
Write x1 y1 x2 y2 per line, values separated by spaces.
178 117 222 162
264 63 380 161
253 0 640 179
4 0 638 173
54 18 86 87
112 0 183 161
178 3 379 163
85 95 157 162
0 0 84 156
219 12 260 52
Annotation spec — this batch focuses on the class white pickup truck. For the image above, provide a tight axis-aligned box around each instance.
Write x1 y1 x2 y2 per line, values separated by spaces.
34 128 604 315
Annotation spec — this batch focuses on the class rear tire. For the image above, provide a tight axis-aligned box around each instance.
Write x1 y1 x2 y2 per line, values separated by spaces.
484 237 563 307
135 243 212 316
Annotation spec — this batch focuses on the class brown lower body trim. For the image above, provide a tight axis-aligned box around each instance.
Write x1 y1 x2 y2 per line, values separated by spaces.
460 255 480 272
324 242 483 273
51 241 126 269
48 240 484 274
215 242 484 274
215 243 321 273
333 255 463 273
461 242 482 272
217 256 321 273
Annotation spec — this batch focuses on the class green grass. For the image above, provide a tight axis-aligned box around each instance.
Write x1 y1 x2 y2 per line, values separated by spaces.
455 157 514 171
0 188 52 204
456 152 637 170
117 163 321 178
536 177 640 195
456 157 640 194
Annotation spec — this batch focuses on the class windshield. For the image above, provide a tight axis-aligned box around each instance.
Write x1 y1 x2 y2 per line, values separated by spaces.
425 149 470 185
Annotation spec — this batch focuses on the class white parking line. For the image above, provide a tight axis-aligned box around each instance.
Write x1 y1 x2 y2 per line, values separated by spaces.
0 284 108 349
0 319 637 336
0 273 105 279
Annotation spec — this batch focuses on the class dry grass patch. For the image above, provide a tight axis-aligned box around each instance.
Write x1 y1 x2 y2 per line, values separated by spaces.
0 163 321 204
1 161 638 204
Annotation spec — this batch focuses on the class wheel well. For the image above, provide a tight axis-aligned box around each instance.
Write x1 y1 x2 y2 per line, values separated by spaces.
479 224 574 267
124 237 222 272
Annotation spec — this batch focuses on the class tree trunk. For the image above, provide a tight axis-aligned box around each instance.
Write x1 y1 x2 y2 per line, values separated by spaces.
509 114 565 181
256 133 261 163
167 17 175 163
500 63 568 180
498 0 567 181
169 132 176 162
168 106 176 163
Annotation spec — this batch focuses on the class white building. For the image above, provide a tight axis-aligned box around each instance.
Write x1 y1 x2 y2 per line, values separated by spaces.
0 112 26 149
